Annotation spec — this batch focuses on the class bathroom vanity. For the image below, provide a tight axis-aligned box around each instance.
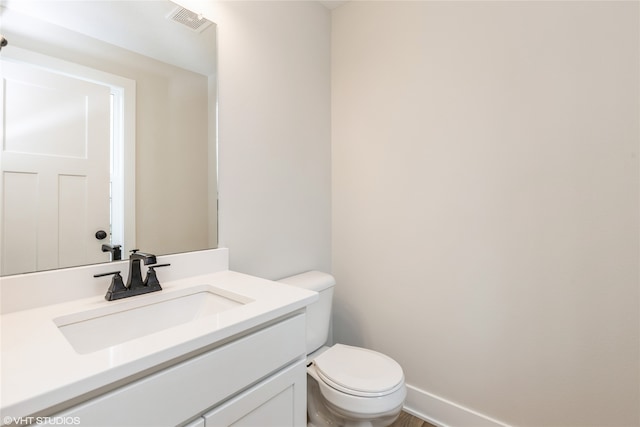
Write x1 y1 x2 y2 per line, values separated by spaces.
0 249 317 426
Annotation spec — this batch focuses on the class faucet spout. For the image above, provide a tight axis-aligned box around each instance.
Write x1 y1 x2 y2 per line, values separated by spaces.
127 249 157 290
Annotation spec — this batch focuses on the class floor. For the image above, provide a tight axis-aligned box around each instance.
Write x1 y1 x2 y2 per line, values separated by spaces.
390 411 438 427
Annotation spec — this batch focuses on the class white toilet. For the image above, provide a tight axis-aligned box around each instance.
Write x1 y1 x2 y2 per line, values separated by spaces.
279 271 406 427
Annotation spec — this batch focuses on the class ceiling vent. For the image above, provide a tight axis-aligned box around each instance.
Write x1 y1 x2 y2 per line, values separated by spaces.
167 6 213 33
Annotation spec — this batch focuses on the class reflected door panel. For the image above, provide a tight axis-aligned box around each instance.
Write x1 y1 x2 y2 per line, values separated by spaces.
1 59 111 275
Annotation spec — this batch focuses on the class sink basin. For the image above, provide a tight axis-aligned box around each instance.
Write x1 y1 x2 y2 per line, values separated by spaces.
54 285 251 354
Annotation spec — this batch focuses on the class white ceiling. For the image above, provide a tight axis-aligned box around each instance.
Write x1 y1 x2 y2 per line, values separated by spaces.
1 0 216 75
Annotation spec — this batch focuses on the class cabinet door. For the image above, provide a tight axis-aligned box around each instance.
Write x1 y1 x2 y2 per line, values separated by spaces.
203 359 306 427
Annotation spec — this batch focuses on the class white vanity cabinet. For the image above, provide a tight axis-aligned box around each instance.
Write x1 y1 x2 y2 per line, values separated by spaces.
44 313 307 427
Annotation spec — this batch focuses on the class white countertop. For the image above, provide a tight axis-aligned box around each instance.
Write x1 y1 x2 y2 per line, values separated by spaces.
0 270 317 420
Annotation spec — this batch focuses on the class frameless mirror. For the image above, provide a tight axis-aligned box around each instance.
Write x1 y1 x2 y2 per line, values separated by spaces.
0 0 217 276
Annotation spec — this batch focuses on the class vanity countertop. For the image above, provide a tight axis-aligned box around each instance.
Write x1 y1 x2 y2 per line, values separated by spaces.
0 270 317 420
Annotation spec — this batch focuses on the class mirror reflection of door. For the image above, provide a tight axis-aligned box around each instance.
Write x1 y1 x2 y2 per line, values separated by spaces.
1 59 111 275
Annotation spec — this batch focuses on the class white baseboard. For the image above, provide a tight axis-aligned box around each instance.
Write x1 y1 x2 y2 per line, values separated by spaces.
403 384 512 427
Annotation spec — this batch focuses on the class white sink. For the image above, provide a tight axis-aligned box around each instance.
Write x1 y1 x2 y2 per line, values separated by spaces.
54 285 252 354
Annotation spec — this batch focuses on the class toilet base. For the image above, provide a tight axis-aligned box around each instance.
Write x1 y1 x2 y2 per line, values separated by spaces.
307 373 403 427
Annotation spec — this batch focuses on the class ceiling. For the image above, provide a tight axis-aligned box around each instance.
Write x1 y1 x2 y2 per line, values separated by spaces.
1 0 216 75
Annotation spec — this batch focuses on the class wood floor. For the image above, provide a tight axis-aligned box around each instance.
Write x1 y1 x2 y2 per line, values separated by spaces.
390 411 438 427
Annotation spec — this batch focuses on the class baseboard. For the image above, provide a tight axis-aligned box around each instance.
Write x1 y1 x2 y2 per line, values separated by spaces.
403 384 512 427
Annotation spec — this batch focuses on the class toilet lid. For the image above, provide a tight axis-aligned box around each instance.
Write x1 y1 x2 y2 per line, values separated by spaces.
312 344 404 397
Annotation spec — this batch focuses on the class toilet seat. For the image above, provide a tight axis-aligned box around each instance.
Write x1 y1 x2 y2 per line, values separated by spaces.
312 344 405 397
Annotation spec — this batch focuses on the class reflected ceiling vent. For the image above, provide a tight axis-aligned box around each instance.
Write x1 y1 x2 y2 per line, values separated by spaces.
167 6 213 33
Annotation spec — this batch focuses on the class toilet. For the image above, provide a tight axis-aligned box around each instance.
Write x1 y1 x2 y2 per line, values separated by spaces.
279 271 406 427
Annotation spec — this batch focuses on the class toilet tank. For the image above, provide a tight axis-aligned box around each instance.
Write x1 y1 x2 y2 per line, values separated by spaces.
278 271 335 355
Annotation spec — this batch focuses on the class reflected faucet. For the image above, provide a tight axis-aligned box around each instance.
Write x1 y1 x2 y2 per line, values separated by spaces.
101 244 122 261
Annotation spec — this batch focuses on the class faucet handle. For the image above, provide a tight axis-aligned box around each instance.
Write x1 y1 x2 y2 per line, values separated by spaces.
95 271 126 301
144 263 170 288
149 263 171 268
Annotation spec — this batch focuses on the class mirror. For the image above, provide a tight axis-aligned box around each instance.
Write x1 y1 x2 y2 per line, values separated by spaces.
0 0 217 276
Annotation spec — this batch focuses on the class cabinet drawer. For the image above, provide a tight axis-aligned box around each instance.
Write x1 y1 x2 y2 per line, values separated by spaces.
49 314 306 426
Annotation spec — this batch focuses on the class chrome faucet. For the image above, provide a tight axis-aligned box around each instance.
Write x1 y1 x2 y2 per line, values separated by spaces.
94 250 170 301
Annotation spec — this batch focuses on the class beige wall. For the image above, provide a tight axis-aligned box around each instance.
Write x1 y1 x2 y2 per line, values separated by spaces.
332 2 639 426
133 61 211 255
